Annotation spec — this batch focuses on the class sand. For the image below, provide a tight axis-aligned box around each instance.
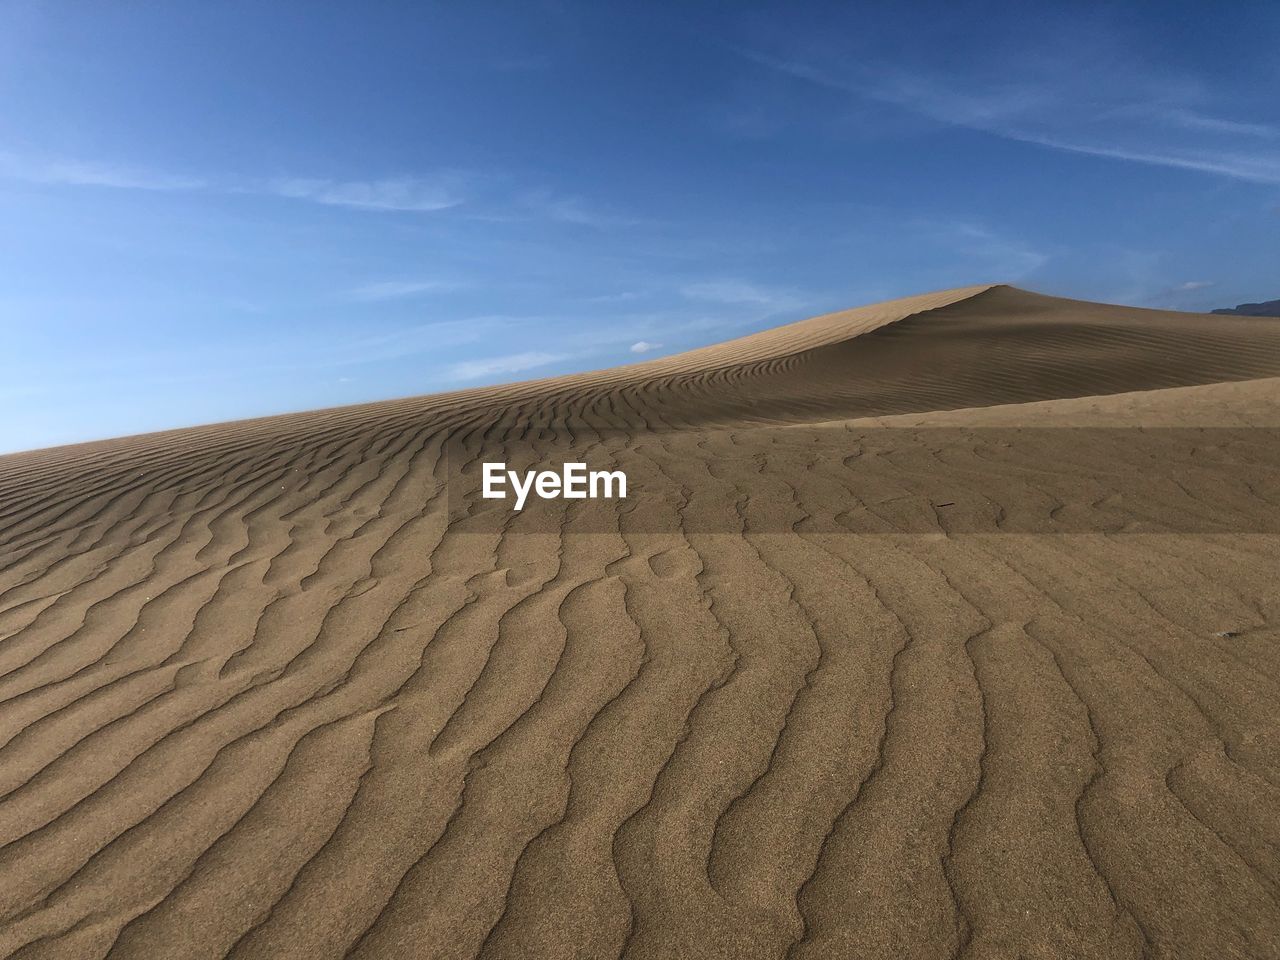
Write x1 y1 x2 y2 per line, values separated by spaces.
0 285 1278 959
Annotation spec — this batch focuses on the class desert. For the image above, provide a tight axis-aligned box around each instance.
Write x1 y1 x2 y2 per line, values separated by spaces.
1 284 1278 958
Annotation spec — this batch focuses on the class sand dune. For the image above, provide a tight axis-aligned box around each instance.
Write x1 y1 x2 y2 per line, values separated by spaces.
1 285 1278 958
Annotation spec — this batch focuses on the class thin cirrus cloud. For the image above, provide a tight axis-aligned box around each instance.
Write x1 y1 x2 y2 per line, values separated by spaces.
0 152 208 191
1131 105 1277 139
333 316 518 366
511 189 646 228
1143 279 1220 308
445 350 570 382
0 151 467 212
921 220 1049 279
993 133 1280 186
0 151 662 222
265 176 463 212
741 48 1280 186
680 279 806 311
344 279 460 302
0 151 667 231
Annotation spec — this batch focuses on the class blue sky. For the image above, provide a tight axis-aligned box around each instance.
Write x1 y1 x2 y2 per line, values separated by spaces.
1 1 1278 452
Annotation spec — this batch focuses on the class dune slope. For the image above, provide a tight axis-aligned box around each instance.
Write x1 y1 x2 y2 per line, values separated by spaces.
0 285 1278 959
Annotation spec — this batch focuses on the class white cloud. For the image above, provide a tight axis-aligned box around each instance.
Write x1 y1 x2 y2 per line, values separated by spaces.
519 189 642 227
0 152 469 210
1143 279 1223 308
999 133 1280 186
681 279 805 311
345 279 457 301
267 176 462 212
333 317 512 365
0 153 664 229
926 220 1049 279
1141 106 1277 139
629 340 662 354
0 153 205 191
742 49 1280 185
445 350 568 382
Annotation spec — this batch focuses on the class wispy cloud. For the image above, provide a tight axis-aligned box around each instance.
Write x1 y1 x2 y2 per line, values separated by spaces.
681 279 806 311
996 133 1280 185
629 340 662 354
1137 106 1277 139
742 48 1280 185
919 220 1049 279
0 151 468 211
266 176 463 212
345 279 458 301
0 153 207 191
584 290 642 303
1141 278 1223 309
445 350 569 381
334 316 515 365
518 189 644 227
0 150 657 227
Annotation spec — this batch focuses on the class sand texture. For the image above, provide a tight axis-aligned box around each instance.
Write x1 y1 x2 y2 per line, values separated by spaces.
1 285 1278 958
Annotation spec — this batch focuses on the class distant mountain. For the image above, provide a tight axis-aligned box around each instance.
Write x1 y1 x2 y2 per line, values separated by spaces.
1212 299 1280 317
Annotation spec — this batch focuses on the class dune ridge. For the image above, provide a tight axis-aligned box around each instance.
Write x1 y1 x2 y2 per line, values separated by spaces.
0 285 1278 958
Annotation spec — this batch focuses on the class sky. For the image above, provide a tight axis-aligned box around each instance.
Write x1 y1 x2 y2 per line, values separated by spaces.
1 0 1278 453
